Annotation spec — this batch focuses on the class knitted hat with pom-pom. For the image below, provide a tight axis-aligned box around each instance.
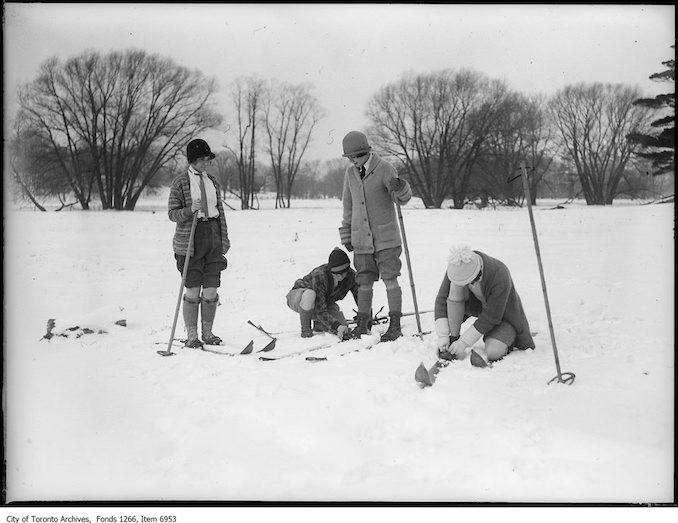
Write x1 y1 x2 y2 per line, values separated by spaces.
447 245 481 286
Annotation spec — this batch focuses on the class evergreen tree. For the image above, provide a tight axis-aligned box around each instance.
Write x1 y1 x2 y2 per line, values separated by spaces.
627 46 675 176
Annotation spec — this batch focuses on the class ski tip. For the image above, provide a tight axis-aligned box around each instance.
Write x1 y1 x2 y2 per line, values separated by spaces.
415 362 433 387
241 340 254 354
470 349 490 368
257 339 277 352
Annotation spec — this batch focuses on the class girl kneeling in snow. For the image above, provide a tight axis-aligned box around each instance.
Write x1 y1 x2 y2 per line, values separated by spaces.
435 245 535 366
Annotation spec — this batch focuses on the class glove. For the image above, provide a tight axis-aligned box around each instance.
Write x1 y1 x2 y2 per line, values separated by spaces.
336 324 351 341
389 177 405 192
437 335 451 352
437 334 459 360
448 338 469 359
190 199 202 213
344 242 354 252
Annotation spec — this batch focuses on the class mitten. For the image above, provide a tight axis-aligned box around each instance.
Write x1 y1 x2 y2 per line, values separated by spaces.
389 177 405 192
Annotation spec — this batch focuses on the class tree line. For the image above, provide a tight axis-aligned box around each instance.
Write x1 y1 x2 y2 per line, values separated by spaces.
7 46 674 211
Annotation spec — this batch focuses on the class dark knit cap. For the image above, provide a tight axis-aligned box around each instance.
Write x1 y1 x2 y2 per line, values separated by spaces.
328 247 350 273
187 139 216 163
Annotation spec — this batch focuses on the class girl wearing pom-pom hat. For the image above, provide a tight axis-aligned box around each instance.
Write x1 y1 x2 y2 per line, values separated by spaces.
434 245 535 365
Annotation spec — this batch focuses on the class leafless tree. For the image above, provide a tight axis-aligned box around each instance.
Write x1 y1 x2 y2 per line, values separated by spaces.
367 69 511 209
15 49 221 210
262 81 325 208
210 150 239 209
226 76 267 210
549 83 654 205
7 122 48 211
480 92 555 206
315 159 346 199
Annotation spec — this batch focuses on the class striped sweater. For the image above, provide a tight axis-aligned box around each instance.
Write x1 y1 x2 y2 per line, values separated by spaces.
168 171 230 256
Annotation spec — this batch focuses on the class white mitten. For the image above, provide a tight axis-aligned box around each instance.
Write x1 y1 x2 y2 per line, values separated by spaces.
434 317 450 350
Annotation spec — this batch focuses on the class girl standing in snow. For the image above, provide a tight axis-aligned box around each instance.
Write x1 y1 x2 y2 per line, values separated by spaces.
435 245 535 365
168 139 230 348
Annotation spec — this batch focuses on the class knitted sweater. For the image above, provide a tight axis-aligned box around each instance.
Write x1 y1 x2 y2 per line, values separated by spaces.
339 152 412 254
434 251 535 349
168 171 230 256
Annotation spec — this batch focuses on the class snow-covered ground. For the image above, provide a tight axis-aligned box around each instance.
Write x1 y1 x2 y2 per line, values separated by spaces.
3 194 675 515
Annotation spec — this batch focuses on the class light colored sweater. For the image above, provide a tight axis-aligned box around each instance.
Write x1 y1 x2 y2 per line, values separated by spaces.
339 152 412 254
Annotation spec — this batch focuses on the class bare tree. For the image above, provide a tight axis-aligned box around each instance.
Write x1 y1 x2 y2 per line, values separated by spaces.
315 159 346 199
480 92 555 205
15 49 222 210
367 69 511 209
262 81 325 208
226 76 266 210
7 122 48 211
549 83 655 205
210 150 239 209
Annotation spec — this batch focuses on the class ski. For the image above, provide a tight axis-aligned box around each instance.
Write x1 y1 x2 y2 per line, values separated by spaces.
255 310 432 337
305 341 377 361
246 320 277 352
200 340 254 356
415 360 448 387
155 339 255 356
259 340 343 361
415 349 490 387
306 330 430 362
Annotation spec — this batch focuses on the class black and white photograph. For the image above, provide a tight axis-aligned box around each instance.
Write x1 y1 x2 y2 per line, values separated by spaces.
3 3 675 520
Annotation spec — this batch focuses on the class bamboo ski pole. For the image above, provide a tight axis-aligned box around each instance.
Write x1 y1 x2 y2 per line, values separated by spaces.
157 212 199 357
519 162 575 385
396 201 423 337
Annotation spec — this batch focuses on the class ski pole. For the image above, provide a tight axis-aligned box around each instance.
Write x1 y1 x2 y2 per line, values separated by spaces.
396 201 423 337
519 162 575 385
158 212 199 357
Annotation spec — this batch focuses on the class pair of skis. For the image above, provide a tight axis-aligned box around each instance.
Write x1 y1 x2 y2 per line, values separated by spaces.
156 320 278 357
415 349 490 387
259 337 377 362
155 335 274 357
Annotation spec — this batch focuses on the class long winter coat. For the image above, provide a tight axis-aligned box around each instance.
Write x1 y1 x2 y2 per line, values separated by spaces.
168 171 230 257
434 251 535 349
339 152 412 255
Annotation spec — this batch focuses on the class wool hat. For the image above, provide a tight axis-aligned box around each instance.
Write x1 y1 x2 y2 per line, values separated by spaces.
342 131 371 157
328 247 351 273
447 245 481 286
187 139 216 164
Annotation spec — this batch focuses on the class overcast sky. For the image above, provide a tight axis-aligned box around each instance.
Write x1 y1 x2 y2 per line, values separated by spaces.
3 3 675 161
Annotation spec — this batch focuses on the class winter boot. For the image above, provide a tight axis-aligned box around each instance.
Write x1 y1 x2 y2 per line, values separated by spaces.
183 295 203 348
300 309 314 338
380 312 403 342
201 294 222 345
350 312 372 339
312 320 326 333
